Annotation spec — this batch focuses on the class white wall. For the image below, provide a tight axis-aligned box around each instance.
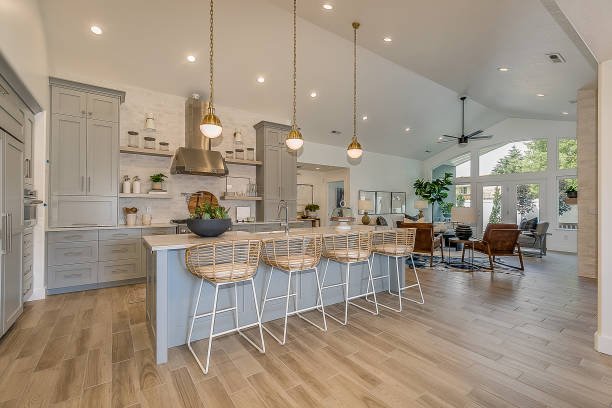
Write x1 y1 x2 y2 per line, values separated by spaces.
0 0 50 301
423 118 578 253
596 59 612 355
298 142 423 225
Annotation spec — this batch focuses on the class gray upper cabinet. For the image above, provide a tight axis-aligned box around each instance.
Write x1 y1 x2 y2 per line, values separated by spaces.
87 93 119 122
51 114 87 195
51 86 87 118
254 121 298 221
49 79 124 227
87 119 118 196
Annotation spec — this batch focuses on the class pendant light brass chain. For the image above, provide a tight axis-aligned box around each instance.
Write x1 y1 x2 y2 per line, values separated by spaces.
353 22 358 141
292 0 297 129
209 0 215 107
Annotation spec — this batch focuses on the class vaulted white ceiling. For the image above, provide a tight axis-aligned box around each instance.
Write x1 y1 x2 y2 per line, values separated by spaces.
38 0 594 159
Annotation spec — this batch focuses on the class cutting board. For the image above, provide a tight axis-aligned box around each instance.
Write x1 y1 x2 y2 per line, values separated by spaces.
187 191 219 214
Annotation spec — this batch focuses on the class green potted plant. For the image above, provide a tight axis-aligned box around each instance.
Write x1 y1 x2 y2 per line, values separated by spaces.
565 185 578 199
304 203 320 217
150 173 167 191
413 172 453 221
188 202 232 237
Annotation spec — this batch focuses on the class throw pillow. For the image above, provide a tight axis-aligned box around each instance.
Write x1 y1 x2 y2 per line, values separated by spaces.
524 217 538 230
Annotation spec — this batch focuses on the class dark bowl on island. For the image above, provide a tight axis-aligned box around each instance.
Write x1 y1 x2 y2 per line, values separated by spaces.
186 218 232 237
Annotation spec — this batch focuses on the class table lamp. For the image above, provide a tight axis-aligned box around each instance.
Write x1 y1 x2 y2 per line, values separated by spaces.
358 199 373 225
451 206 476 240
414 200 429 219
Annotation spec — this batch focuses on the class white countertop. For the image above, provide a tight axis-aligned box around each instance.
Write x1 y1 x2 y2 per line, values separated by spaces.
143 225 381 252
46 223 176 232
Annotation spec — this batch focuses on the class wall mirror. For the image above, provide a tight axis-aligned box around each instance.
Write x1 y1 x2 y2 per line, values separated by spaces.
358 190 376 214
375 191 392 214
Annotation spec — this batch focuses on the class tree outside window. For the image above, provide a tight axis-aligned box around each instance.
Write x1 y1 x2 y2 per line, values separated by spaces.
558 138 577 169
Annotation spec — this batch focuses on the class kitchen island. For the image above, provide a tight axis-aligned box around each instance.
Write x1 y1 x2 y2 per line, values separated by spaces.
142 226 404 364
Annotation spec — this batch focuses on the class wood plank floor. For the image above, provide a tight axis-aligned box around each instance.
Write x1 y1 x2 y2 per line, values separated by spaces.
1 252 610 407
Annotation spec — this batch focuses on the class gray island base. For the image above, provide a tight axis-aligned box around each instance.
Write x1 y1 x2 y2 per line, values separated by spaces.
143 226 404 364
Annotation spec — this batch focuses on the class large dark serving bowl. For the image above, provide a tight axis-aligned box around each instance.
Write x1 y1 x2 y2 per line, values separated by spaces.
187 218 232 237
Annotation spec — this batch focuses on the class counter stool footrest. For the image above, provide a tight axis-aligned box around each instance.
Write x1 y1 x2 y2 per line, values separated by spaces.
195 306 237 318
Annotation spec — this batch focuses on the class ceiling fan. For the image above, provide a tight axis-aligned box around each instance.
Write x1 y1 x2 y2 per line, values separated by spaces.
438 96 493 146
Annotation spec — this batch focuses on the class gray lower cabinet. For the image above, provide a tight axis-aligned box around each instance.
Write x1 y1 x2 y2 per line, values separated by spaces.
47 226 172 294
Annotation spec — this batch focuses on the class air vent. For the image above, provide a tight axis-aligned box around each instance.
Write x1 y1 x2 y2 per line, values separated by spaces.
546 53 566 63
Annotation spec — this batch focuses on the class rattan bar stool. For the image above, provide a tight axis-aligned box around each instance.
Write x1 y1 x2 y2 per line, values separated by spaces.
259 234 326 345
367 228 424 312
185 239 265 374
317 231 379 325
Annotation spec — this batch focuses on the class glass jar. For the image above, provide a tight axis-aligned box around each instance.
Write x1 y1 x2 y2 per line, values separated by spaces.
225 150 234 159
235 148 245 160
144 136 156 149
159 141 169 151
128 131 139 148
246 147 255 161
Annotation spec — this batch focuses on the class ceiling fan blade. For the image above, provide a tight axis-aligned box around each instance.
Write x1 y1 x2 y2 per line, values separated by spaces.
470 135 493 140
440 134 459 139
437 139 456 144
465 130 484 138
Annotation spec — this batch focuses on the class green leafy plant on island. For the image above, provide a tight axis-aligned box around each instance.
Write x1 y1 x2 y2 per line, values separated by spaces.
413 172 454 220
192 202 230 220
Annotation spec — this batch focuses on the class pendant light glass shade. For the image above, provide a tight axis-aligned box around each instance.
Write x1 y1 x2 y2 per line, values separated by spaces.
201 0 222 139
347 21 364 159
347 137 363 159
286 0 303 150
286 127 304 150
200 105 222 138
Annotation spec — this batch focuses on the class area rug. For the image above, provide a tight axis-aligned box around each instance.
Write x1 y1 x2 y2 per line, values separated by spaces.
407 253 523 273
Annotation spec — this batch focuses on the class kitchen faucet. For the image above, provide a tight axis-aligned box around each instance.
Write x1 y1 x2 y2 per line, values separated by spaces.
278 200 289 234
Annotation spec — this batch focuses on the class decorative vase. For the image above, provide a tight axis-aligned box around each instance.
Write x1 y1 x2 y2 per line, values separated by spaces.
187 218 232 237
455 224 473 240
122 180 132 194
361 212 371 225
152 181 163 191
132 180 141 194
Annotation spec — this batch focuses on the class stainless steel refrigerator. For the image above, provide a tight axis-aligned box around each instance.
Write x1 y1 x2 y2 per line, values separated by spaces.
0 128 24 337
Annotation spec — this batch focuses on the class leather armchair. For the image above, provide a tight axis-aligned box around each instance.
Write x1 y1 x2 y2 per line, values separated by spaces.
398 222 444 266
466 223 524 271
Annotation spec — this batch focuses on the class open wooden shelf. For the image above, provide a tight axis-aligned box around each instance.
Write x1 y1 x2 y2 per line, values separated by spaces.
220 195 262 201
119 193 172 199
120 146 174 157
225 158 262 166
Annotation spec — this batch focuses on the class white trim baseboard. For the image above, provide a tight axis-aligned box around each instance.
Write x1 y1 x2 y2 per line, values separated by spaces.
595 331 612 355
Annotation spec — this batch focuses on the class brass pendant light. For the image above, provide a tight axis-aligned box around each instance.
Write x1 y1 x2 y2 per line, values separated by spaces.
347 21 363 159
285 0 304 150
200 0 223 138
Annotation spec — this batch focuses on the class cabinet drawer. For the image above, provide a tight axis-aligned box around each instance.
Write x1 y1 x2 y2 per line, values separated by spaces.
98 259 142 283
99 228 141 241
48 230 98 243
48 263 97 289
48 241 98 266
99 239 140 261
140 227 177 236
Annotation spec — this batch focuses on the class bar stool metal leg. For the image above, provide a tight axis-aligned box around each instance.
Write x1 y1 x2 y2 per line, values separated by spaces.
367 253 424 312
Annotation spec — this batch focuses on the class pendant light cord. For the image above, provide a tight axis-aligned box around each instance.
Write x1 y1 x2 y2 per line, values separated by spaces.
292 0 297 129
353 22 359 141
209 0 215 108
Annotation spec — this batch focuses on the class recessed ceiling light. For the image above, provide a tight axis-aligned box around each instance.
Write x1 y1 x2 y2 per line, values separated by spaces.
256 76 265 83
310 91 317 98
536 93 545 97
90 25 103 35
322 4 333 10
362 115 368 121
405 127 411 132
562 111 569 115
315 167 321 170
497 67 510 72
383 37 392 43
186 55 196 63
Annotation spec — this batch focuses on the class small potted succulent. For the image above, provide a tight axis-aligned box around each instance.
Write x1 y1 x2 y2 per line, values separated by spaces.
187 202 232 237
304 203 320 218
565 186 578 199
150 173 167 191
